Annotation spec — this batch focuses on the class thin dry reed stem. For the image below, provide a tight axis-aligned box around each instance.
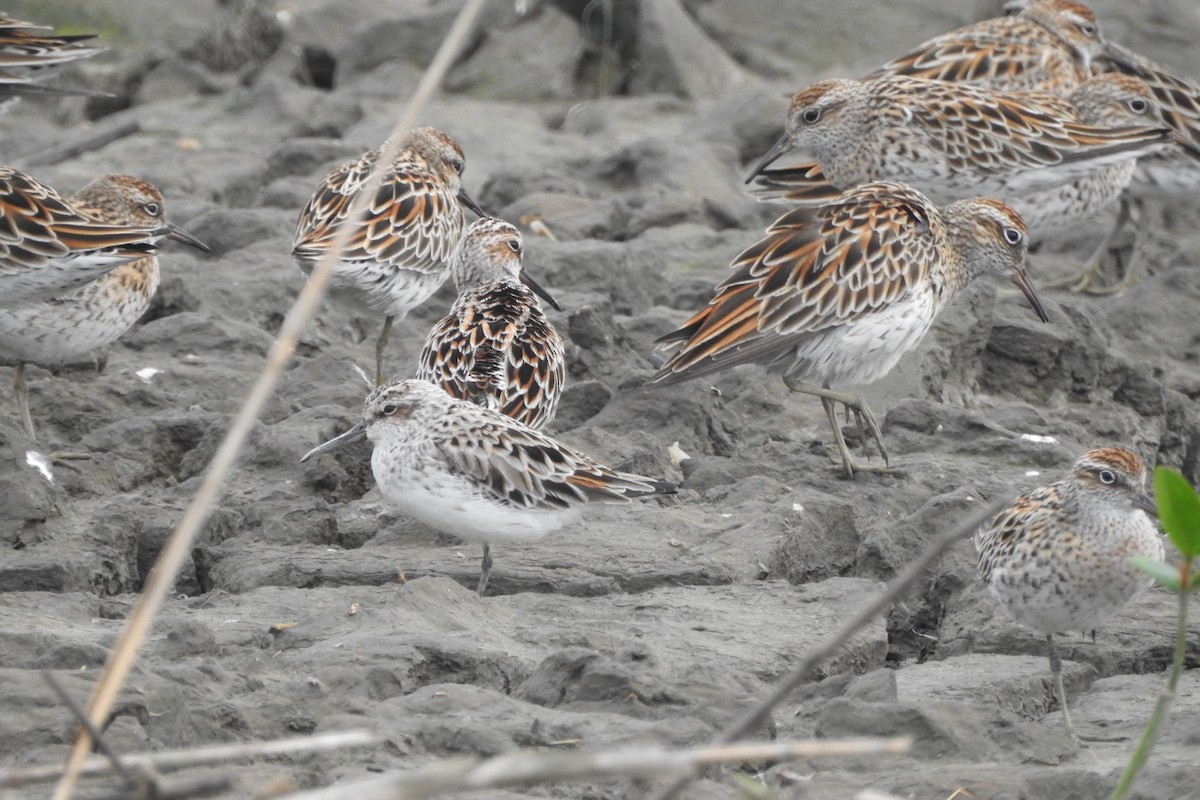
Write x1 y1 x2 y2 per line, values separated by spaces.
49 2 489 797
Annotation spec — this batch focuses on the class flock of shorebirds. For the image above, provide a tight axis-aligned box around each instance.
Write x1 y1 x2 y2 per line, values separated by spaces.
2 2 1187 738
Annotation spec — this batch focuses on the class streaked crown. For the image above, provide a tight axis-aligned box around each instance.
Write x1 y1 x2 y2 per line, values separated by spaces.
450 217 523 291
1073 447 1148 491
401 126 468 185
1023 0 1104 64
1069 74 1162 128
784 80 859 137
944 196 1029 266
363 379 452 429
71 174 168 227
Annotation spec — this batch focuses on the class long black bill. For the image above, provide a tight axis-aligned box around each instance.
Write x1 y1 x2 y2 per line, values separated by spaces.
299 421 367 463
167 223 212 254
744 132 795 184
458 188 486 218
520 269 562 312
1099 42 1143 74
1174 132 1200 162
1011 267 1049 323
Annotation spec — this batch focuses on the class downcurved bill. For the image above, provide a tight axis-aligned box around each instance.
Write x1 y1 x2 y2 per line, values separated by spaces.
458 188 486 218
167 223 212 253
744 132 795 184
1134 491 1158 518
1175 133 1200 161
299 421 367 463
1011 267 1049 323
520 269 562 312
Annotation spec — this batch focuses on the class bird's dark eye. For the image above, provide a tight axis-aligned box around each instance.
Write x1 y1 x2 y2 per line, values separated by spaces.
1129 99 1148 113
507 239 520 253
802 108 821 124
449 158 464 174
1078 22 1096 37
382 403 398 416
142 202 161 216
1098 469 1117 485
1003 227 1023 245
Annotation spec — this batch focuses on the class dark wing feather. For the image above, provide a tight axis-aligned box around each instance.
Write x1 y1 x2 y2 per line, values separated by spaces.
750 162 845 205
417 283 565 429
0 164 165 277
0 15 103 93
884 78 1173 185
868 18 1086 92
292 150 460 273
975 484 1068 583
649 182 937 385
434 412 672 512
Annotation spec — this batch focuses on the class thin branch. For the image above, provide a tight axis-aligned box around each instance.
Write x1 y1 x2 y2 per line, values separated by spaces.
24 120 141 166
2 730 377 789
40 671 142 792
89 773 231 800
283 738 912 800
50 2 490 798
647 497 1008 800
1108 559 1194 800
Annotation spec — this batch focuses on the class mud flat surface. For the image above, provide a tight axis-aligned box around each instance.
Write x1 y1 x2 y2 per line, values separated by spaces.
1 1 1199 798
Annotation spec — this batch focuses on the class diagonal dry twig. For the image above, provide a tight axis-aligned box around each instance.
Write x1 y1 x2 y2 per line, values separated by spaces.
646 497 1008 800
282 737 912 800
40 671 143 793
24 119 141 166
50 2 489 798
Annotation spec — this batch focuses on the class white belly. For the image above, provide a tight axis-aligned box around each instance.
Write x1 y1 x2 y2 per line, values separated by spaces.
0 266 156 364
373 451 580 545
300 258 448 319
1010 162 1135 237
987 509 1164 635
784 290 937 387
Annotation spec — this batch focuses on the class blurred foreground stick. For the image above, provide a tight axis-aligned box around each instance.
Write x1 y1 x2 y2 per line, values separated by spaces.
646 496 1008 800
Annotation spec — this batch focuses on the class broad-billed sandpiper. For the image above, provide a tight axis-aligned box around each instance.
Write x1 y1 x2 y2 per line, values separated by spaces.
301 380 675 595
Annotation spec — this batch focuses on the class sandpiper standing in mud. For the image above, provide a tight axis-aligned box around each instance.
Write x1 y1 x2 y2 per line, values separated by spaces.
301 379 674 595
0 174 209 440
292 126 486 386
975 447 1164 738
648 181 1048 478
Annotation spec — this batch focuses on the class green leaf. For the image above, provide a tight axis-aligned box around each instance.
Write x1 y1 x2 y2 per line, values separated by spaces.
1133 556 1182 593
730 775 780 800
1154 468 1200 559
